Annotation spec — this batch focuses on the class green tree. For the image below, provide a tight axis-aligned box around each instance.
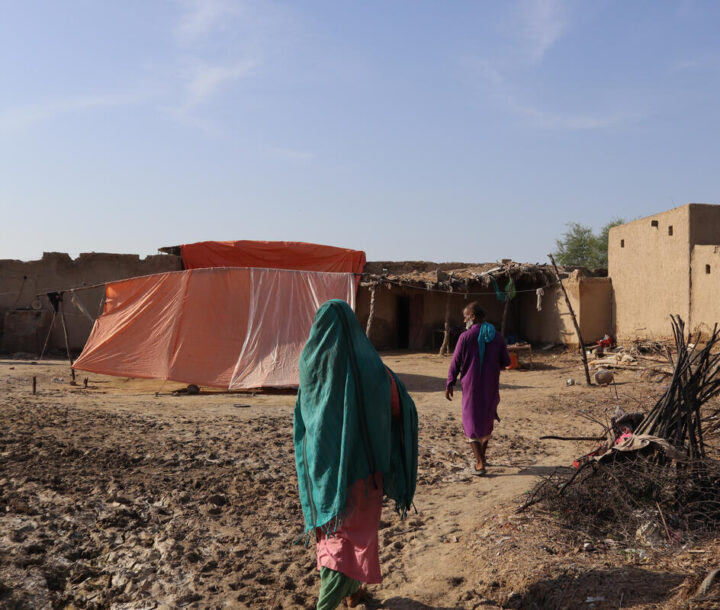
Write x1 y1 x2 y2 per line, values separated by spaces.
595 218 625 267
553 218 625 268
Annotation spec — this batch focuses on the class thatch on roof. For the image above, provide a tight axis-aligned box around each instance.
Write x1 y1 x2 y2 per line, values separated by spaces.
360 260 572 294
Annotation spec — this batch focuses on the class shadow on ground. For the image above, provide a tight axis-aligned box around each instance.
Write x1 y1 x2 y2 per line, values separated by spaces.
371 598 462 609
0 359 41 366
499 383 533 390
394 372 536 393
504 567 686 609
517 465 575 476
521 361 558 371
395 372 447 393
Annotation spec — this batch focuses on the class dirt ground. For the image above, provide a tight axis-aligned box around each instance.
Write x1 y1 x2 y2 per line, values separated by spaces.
1 349 719 609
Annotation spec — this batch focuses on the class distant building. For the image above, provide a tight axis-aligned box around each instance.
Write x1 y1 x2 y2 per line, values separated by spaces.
609 203 720 340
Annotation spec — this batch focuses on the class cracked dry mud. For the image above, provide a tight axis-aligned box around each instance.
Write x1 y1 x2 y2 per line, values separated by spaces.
3 350 705 609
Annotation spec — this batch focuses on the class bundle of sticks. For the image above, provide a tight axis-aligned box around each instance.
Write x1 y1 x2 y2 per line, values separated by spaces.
521 316 720 537
635 315 720 460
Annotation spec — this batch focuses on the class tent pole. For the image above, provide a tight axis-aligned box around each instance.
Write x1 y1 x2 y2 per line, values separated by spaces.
59 300 74 375
39 310 57 361
439 290 452 356
365 283 377 339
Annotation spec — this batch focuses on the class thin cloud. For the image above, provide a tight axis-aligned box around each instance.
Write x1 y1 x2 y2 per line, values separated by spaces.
0 93 145 133
466 56 622 131
170 1 284 125
519 0 567 64
175 0 243 44
166 108 222 136
466 1 626 131
182 60 255 110
499 79 619 130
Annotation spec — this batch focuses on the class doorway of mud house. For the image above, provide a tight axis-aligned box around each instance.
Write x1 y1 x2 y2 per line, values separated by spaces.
396 295 410 348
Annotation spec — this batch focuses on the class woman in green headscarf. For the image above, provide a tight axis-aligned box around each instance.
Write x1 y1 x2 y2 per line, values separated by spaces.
294 300 418 609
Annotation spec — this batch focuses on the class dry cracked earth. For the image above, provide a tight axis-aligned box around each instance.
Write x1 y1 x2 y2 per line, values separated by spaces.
2 352 719 609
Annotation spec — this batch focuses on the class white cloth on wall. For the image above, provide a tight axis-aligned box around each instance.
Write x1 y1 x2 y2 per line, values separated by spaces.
70 291 95 323
536 287 544 311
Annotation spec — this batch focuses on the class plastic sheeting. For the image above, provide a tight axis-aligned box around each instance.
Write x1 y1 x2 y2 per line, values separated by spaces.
180 240 366 275
73 267 356 389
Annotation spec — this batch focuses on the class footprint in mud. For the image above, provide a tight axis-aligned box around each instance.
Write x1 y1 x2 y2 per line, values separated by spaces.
185 550 201 563
281 575 296 590
303 573 316 586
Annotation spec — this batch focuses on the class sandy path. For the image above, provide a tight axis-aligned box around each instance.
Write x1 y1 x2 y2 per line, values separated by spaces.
371 352 613 607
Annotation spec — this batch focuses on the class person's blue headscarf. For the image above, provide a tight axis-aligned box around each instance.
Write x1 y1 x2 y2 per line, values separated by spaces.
477 321 496 366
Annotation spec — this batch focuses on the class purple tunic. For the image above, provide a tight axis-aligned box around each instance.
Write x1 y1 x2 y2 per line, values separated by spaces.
446 324 511 439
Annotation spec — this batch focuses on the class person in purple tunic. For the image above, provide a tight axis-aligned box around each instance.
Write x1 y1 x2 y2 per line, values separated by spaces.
445 302 510 475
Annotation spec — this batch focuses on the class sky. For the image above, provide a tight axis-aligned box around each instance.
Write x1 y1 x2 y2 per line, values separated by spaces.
2 0 720 263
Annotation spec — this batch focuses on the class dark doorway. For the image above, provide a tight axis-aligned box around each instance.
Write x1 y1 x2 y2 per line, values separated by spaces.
396 295 410 348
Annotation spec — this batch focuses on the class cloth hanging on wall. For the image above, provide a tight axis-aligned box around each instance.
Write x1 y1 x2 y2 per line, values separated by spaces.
491 277 516 303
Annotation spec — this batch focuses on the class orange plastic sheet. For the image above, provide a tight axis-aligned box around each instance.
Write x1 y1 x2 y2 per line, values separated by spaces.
73 268 356 389
180 240 366 275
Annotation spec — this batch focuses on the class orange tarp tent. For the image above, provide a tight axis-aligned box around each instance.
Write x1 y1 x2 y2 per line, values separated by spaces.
180 240 366 275
73 267 356 389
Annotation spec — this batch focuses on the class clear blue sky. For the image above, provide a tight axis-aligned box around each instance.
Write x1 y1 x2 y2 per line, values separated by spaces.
2 1 720 263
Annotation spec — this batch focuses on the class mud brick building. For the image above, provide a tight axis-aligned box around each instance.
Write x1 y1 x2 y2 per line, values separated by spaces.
609 203 720 341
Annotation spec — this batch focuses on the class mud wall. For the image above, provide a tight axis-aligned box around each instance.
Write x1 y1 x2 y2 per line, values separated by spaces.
356 285 504 350
688 206 720 333
577 277 613 343
517 281 578 345
0 252 182 355
690 245 720 335
516 274 612 346
609 206 691 341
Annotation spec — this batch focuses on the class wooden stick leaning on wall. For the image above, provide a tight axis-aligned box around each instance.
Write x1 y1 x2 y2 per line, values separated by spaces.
548 254 592 386
365 283 377 338
438 289 452 356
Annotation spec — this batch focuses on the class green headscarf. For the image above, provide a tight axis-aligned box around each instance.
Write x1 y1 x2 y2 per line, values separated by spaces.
294 299 418 538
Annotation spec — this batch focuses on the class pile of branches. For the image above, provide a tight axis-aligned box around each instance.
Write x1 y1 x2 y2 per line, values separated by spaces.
523 316 720 544
527 454 720 543
635 316 720 458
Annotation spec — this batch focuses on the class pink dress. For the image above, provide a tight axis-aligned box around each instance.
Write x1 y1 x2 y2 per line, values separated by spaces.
315 473 384 583
315 370 400 584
